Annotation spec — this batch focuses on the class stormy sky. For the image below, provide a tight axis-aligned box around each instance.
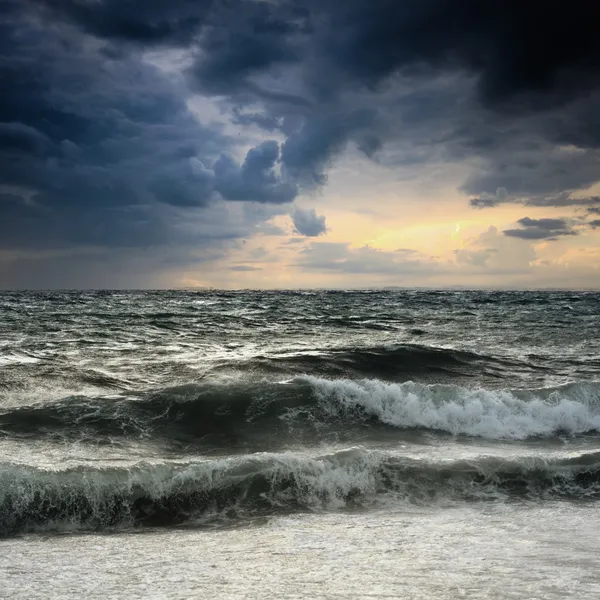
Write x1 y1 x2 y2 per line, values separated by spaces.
1 0 599 289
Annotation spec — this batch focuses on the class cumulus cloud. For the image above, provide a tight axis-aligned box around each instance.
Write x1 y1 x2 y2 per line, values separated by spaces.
291 207 327 237
214 141 297 204
0 2 302 258
454 227 536 274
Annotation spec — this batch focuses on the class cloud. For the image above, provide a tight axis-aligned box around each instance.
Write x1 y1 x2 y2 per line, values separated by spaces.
14 0 600 211
0 9 213 251
589 220 600 229
187 0 302 97
214 141 298 204
503 217 578 240
517 217 570 231
281 109 378 186
297 226 543 282
454 227 536 274
472 193 600 210
35 0 600 106
0 2 303 258
31 0 215 47
503 229 574 241
3 0 600 287
184 0 600 205
471 190 600 210
36 0 600 204
296 242 439 275
229 265 262 272
291 207 327 237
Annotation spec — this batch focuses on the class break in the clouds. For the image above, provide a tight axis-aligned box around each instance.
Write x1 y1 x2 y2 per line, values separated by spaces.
1 0 599 287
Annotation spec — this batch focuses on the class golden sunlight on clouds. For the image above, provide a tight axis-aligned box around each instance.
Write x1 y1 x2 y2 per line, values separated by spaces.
174 195 600 289
172 158 600 289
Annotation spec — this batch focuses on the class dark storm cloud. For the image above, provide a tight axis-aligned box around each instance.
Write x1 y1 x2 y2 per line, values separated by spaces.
3 0 600 275
313 0 598 104
30 0 215 46
291 207 327 237
187 0 303 97
37 0 589 204
503 217 578 241
17 0 600 203
214 141 298 204
0 2 299 253
181 0 600 201
32 0 600 107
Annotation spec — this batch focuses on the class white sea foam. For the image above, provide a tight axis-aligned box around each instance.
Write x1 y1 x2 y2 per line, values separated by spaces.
3 447 600 535
303 376 600 439
0 353 41 366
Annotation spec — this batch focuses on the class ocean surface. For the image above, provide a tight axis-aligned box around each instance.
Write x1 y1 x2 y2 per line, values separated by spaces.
1 289 600 599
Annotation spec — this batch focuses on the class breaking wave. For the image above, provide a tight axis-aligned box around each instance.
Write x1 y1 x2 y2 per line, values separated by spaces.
2 448 600 536
304 377 600 440
1 378 600 444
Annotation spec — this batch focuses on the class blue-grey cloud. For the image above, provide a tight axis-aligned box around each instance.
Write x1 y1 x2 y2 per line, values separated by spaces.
32 0 600 203
229 265 263 272
30 0 215 46
12 0 600 210
472 192 600 210
214 141 297 204
187 0 302 97
281 109 377 186
292 207 327 237
182 0 600 204
503 217 578 240
0 2 300 256
32 0 600 107
3 0 600 287
518 218 570 231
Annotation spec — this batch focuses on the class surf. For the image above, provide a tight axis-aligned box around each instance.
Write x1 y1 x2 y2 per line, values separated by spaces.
2 448 600 536
1 378 600 444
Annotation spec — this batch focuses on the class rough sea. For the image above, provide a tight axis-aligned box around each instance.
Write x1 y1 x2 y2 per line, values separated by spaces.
1 290 600 599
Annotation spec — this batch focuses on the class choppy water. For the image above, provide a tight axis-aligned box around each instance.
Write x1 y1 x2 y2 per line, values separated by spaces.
1 290 600 598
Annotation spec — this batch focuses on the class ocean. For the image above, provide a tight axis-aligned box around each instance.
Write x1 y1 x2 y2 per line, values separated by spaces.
1 289 600 599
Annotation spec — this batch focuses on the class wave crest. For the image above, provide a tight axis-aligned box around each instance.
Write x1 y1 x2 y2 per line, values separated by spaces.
2 448 600 536
2 378 600 444
305 377 600 440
